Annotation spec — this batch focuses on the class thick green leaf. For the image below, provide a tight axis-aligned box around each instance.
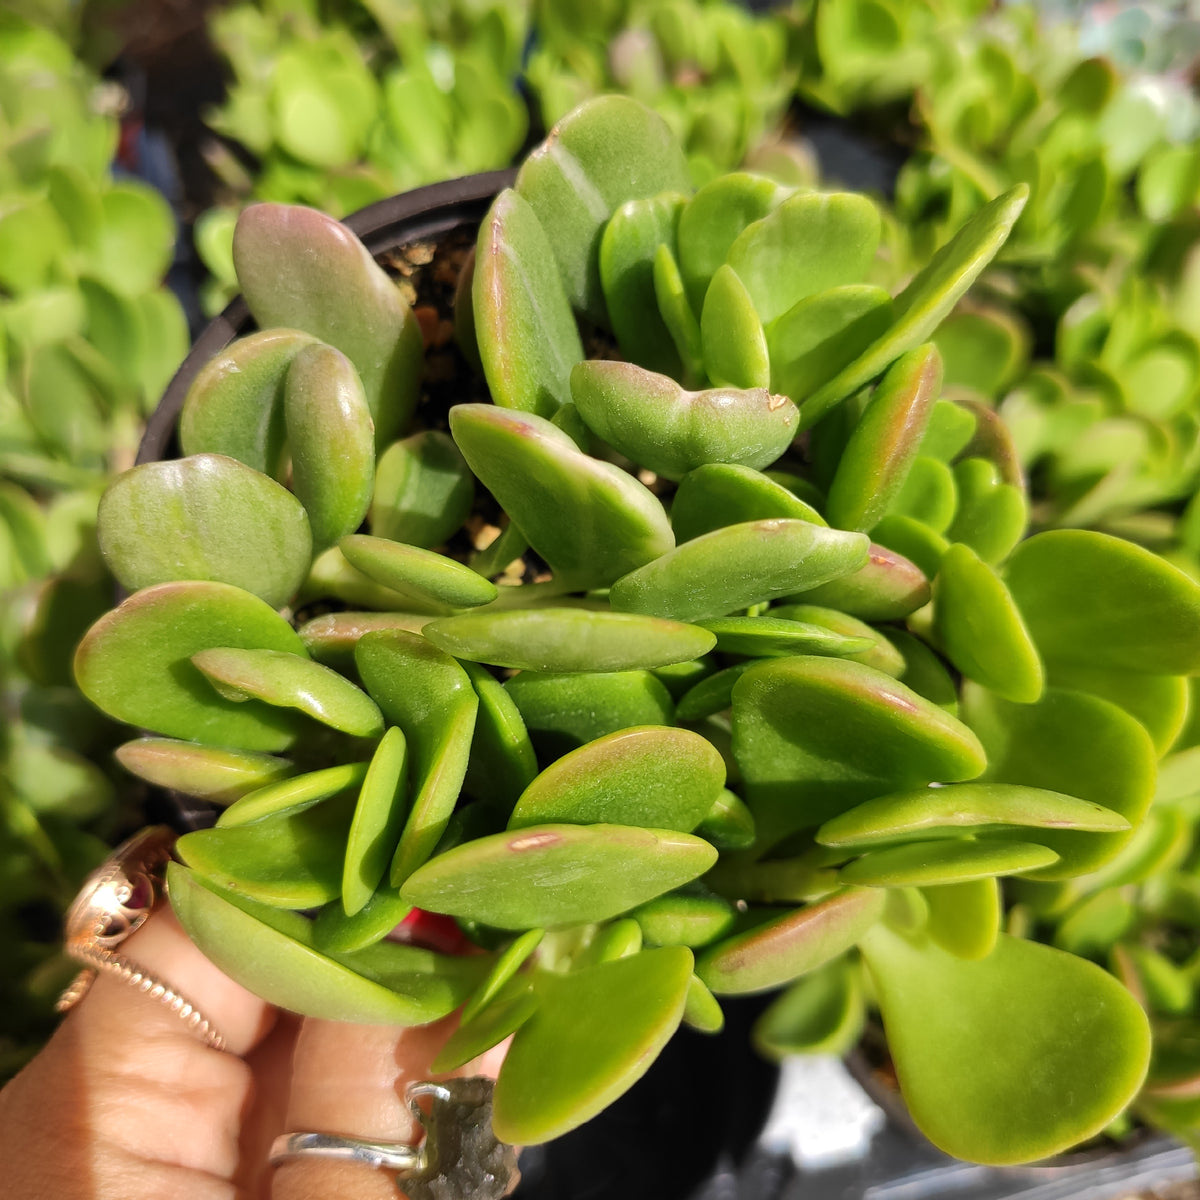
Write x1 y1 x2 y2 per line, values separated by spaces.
932 543 1043 704
677 172 790 311
599 192 687 377
924 878 1000 960
178 792 355 906
74 581 306 751
355 630 478 884
726 191 881 325
817 782 1130 849
701 265 770 389
462 661 539 808
697 616 872 658
461 929 544 1024
97 455 312 609
683 974 725 1033
474 188 582 418
298 611 431 668
768 286 894 403
217 763 369 828
191 647 383 737
450 404 674 590
653 243 704 382
752 957 864 1058
343 726 408 916
514 95 692 323
825 345 943 533
860 925 1151 1164
233 203 422 445
632 889 736 948
670 463 825 543
371 431 474 548
505 669 674 761
962 683 1157 879
113 738 294 806
945 457 1026 565
570 361 796 482
800 186 1029 429
401 824 717 929
839 839 1059 886
433 980 539 1073
284 343 374 554
425 608 715 672
785 543 930 621
509 726 724 832
177 328 316 477
340 535 498 609
732 656 986 844
771 604 906 677
1006 530 1200 673
697 888 885 994
169 863 479 1024
610 520 869 622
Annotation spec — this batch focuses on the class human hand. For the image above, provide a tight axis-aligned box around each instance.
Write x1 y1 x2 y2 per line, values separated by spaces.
0 907 508 1200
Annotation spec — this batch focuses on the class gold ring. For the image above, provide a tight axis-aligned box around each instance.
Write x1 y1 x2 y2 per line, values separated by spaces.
56 826 227 1052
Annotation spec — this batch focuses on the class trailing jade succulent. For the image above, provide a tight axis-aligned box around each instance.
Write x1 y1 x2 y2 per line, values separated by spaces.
74 97 1200 1163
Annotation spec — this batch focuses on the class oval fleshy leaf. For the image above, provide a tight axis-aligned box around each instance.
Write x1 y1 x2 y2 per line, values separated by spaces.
298 611 431 669
768 285 894 403
671 463 825 543
677 172 790 310
493 946 693 1143
771 604 906 677
371 431 474 548
514 95 692 323
871 514 949 580
401 824 717 930
962 683 1157 879
313 888 413 954
191 647 384 738
839 839 1059 887
697 888 885 994
570 361 796 482
169 863 481 1024
610 520 869 623
725 191 881 325
217 762 369 828
179 329 316 475
683 974 725 1034
701 265 770 389
355 630 479 885
924 878 1000 961
632 889 736 948
97 455 312 609
433 979 539 1073
284 343 374 554
340 535 498 610
1005 530 1200 673
449 403 674 590
653 243 704 382
800 186 1029 430
860 924 1151 1165
932 543 1043 704
599 191 687 377
505 669 674 761
825 344 944 533
508 727 725 832
945 457 1026 565
752 958 865 1059
424 608 716 673
785 543 930 621
179 792 355 906
343 726 408 916
732 656 986 845
462 661 539 809
461 930 544 1025
474 188 582 418
232 203 422 445
113 738 293 806
817 782 1131 849
74 581 306 751
698 616 872 658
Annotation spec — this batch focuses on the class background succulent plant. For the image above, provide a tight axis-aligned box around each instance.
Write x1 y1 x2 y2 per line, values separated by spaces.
69 96 1200 1165
0 7 189 1074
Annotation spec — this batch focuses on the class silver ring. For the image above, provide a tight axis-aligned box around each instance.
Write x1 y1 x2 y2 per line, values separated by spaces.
269 1131 423 1174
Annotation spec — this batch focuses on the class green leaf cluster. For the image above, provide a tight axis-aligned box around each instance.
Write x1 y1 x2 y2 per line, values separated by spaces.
70 98 1192 1164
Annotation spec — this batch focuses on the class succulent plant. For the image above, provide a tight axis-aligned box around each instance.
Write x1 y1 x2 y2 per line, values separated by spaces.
0 9 189 1074
74 96 1200 1163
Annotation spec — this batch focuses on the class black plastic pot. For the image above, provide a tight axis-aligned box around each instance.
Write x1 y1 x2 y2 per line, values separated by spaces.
138 170 783 1200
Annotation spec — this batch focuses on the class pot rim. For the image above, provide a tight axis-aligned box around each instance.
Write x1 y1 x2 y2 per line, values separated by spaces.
139 168 516 465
